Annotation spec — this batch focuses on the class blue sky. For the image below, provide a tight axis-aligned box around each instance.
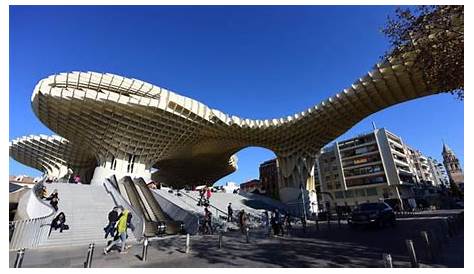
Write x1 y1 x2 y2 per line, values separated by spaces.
9 6 464 185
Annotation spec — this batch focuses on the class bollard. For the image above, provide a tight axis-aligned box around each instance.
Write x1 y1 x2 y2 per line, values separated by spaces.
13 248 25 268
185 233 190 254
382 253 393 268
84 243 95 268
405 240 419 268
327 214 331 230
338 215 341 229
141 237 149 261
246 227 250 243
218 232 223 248
421 231 433 261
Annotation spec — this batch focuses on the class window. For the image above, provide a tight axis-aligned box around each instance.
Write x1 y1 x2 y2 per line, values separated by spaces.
345 190 354 198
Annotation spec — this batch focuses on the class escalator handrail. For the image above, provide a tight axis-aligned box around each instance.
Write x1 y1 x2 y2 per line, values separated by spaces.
104 178 145 241
121 177 152 221
133 178 172 223
179 190 228 217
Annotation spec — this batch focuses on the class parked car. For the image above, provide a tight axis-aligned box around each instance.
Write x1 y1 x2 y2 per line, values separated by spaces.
348 202 396 228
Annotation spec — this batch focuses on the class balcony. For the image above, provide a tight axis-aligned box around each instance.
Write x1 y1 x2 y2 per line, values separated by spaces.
339 140 377 152
394 158 410 166
343 160 383 171
341 150 379 161
344 171 385 180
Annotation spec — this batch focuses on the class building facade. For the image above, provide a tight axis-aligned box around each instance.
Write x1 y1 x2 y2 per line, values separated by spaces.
316 128 420 210
240 179 261 193
427 157 450 187
259 159 279 200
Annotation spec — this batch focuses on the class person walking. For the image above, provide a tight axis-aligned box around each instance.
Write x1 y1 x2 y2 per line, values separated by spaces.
270 210 278 236
263 210 270 236
46 189 59 211
284 214 292 236
198 188 204 206
104 209 130 254
49 212 68 235
238 209 247 234
227 203 233 222
40 186 47 199
206 187 212 205
204 207 213 234
104 207 120 238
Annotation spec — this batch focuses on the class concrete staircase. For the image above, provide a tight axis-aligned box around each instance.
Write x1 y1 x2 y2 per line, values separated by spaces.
154 189 274 228
40 183 136 248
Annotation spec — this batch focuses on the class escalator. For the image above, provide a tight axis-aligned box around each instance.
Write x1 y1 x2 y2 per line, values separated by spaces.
117 176 179 236
133 178 180 234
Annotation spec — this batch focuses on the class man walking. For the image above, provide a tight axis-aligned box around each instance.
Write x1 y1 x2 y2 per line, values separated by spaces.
104 207 119 238
204 207 213 234
104 208 130 254
227 203 233 222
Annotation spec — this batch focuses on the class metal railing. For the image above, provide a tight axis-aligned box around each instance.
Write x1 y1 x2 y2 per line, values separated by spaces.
103 177 145 242
176 191 230 231
151 189 200 234
9 181 56 250
179 190 228 219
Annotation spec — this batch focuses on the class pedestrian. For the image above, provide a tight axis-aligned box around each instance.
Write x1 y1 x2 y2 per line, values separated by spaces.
238 209 247 234
40 186 47 199
46 189 59 211
49 212 68 235
126 209 135 233
104 209 130 254
284 214 292 235
301 216 307 233
270 210 278 236
198 188 204 206
204 207 213 234
271 209 283 236
104 207 120 238
227 203 233 222
263 210 270 236
206 187 212 204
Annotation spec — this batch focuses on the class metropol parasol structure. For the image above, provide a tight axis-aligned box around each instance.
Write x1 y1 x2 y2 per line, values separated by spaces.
10 16 463 204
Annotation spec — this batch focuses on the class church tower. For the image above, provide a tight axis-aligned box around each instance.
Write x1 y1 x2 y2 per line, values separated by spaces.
442 142 464 188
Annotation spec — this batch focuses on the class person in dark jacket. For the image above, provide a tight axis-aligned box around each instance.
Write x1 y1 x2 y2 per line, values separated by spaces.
50 212 68 235
204 207 213 234
46 189 59 211
227 203 233 222
104 207 120 238
126 211 135 232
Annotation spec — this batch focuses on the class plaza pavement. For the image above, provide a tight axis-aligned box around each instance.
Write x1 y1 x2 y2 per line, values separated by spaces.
9 212 463 268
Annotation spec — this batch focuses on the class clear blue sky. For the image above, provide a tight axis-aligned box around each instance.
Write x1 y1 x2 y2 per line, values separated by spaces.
9 6 464 185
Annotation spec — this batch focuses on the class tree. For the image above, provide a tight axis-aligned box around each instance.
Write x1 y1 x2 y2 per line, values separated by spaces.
382 5 464 100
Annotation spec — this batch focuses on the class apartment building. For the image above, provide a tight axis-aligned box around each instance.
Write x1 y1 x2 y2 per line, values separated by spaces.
316 128 417 210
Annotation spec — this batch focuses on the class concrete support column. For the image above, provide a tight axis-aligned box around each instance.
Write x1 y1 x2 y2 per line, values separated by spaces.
89 162 152 186
277 152 317 216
